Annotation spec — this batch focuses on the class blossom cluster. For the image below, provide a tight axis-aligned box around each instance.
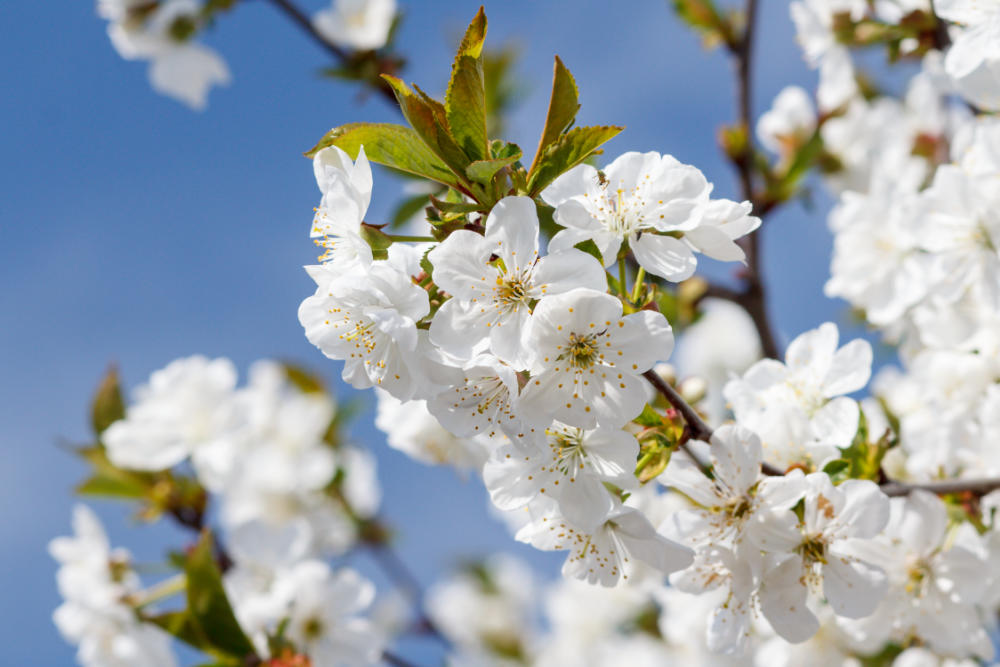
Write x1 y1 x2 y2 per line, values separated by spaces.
293 129 1000 661
53 358 387 665
299 145 761 588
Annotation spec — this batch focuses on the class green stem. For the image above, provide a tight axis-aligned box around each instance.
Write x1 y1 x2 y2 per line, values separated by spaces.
388 234 437 243
128 573 187 609
631 266 646 304
634 449 658 475
618 255 628 300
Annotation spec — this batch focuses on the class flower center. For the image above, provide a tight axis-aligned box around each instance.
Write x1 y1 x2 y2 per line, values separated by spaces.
302 616 325 641
563 332 600 369
494 274 530 308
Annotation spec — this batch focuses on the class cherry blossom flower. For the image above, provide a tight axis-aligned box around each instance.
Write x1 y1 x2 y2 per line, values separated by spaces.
541 151 759 281
516 501 692 586
428 196 606 368
102 0 230 109
751 473 890 643
103 355 240 488
724 322 872 468
313 0 397 52
299 261 429 400
484 422 639 530
51 505 178 667
520 288 673 429
310 145 374 269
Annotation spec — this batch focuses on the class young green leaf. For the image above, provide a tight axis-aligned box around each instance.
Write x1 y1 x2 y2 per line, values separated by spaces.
527 125 623 195
446 8 489 161
465 151 521 185
91 366 126 436
306 122 460 190
529 56 580 174
381 76 473 183
184 531 257 659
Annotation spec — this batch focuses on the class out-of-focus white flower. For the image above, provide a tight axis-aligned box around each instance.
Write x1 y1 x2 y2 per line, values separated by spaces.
313 0 397 51
101 0 230 109
103 355 239 489
674 298 761 424
938 0 1000 110
51 505 178 667
426 555 536 659
757 86 817 155
724 323 872 468
374 388 487 469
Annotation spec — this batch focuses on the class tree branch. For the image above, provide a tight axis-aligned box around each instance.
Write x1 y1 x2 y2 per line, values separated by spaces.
642 370 784 476
261 0 399 106
880 478 1000 498
644 369 1000 498
716 0 782 361
367 537 448 645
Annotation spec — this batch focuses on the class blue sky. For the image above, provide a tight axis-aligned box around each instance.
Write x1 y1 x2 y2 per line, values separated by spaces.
0 0 860 663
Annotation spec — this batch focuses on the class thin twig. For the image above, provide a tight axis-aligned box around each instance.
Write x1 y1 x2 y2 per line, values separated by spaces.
715 0 781 361
382 650 423 667
368 542 448 645
642 370 784 477
880 478 1000 498
261 0 399 105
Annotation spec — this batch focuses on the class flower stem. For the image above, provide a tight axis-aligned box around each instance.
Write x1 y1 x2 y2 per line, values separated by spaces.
128 573 186 609
631 266 646 304
618 255 628 300
388 234 437 243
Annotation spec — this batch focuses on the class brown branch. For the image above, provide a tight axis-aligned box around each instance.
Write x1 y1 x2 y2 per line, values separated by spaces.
382 650 423 667
642 370 784 477
880 478 1000 498
366 534 449 645
714 0 782 361
261 0 399 106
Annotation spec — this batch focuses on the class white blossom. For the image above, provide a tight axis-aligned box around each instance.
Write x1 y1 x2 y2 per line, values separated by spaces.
541 151 759 281
520 288 673 429
313 0 397 52
299 261 429 400
428 195 606 368
103 355 239 489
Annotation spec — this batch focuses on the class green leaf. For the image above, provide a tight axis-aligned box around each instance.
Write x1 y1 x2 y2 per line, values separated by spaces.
634 404 663 428
530 56 580 173
573 238 604 265
391 192 433 227
76 472 149 499
91 366 126 436
76 445 157 500
305 122 461 191
280 363 326 394
465 152 521 185
446 8 489 161
185 531 257 659
359 223 394 259
822 459 850 479
147 611 215 654
429 195 486 214
527 125 623 196
381 76 473 183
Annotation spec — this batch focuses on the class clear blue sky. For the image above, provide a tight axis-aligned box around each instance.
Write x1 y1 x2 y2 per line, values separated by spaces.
0 1 861 663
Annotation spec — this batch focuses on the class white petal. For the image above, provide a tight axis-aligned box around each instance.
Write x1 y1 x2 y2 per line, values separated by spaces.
630 233 697 282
